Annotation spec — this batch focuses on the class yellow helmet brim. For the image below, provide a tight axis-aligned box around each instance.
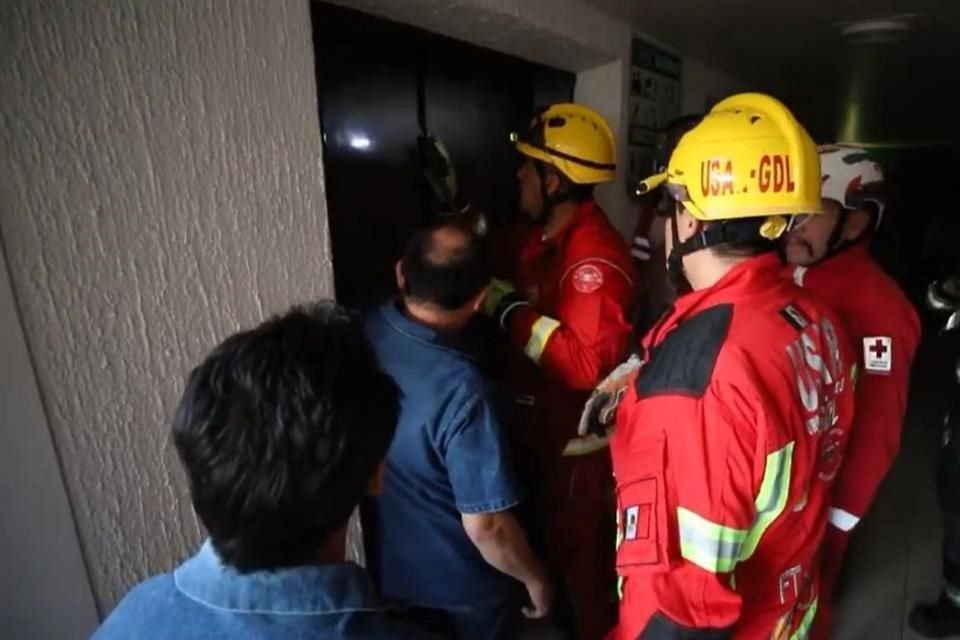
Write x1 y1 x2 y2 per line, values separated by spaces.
514 140 553 166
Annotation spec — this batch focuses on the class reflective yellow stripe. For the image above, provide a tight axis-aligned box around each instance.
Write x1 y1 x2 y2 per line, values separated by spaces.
740 441 794 561
677 507 748 574
790 599 818 640
524 316 561 363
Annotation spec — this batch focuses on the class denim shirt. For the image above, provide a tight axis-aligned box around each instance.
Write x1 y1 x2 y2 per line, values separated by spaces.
364 303 524 609
92 540 436 640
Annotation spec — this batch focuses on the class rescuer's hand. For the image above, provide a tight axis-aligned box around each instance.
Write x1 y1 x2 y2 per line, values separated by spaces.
577 354 642 437
484 278 529 329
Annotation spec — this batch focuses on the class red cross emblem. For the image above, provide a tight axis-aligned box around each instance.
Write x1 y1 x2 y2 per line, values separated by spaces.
869 338 888 359
863 336 892 374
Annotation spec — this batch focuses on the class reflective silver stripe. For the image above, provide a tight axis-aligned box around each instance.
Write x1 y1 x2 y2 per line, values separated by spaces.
633 236 651 248
740 441 794 561
559 258 634 289
631 247 650 260
793 266 807 287
677 507 747 573
524 316 561 363
828 507 860 532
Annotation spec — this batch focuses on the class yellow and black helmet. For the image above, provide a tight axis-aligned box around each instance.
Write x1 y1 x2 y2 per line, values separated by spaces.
511 103 616 185
639 92 823 239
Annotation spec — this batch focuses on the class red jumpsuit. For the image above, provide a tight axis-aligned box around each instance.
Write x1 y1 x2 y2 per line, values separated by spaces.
503 199 635 640
787 245 921 636
610 253 857 640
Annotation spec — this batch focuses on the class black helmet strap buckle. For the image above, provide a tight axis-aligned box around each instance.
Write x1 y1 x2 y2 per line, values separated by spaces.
666 212 772 288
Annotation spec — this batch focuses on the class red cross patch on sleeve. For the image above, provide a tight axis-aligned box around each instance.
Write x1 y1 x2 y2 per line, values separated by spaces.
863 336 892 374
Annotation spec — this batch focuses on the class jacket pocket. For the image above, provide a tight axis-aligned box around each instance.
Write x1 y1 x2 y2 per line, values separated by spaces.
615 434 669 570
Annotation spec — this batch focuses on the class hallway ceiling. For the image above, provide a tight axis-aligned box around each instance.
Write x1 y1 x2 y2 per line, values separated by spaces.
587 0 960 143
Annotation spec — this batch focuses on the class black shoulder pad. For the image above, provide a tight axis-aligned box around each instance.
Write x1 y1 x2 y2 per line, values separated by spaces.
639 611 732 639
635 304 732 398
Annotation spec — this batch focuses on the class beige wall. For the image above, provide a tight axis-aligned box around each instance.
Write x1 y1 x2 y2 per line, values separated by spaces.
0 0 331 612
682 56 747 115
575 60 634 236
0 242 99 639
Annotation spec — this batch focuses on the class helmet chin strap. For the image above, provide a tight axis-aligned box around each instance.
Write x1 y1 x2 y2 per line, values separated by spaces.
666 210 775 291
666 211 693 293
533 161 573 227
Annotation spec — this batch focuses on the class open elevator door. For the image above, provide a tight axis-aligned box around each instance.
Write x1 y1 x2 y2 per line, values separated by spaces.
310 2 574 309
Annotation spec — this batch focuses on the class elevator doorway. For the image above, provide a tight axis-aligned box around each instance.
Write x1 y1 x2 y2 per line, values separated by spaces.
311 2 575 308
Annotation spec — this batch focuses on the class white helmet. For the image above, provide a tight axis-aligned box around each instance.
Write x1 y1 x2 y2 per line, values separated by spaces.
819 144 886 229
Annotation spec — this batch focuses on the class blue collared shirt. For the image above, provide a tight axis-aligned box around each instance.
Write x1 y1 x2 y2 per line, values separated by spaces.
364 302 524 609
92 540 435 639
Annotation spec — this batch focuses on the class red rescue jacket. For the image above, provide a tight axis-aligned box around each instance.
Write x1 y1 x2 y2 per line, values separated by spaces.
504 199 636 457
610 253 857 640
787 245 921 535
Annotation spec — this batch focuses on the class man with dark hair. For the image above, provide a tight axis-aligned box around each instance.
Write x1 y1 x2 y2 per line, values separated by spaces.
364 219 551 640
93 302 433 639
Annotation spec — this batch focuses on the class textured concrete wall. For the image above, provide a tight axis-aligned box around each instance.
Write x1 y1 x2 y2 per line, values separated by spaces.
0 0 331 613
325 0 624 72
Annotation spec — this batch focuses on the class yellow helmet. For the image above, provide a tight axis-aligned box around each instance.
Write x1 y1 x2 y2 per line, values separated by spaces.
638 93 822 239
511 103 616 184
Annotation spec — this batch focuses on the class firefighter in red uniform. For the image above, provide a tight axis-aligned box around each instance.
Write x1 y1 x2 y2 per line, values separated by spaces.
484 103 635 640
581 93 858 639
783 145 922 637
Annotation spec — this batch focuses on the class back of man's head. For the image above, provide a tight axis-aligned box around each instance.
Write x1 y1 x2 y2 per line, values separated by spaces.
172 301 399 573
400 219 490 311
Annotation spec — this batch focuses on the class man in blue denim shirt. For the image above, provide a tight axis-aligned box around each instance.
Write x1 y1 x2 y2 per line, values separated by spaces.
365 220 552 640
93 302 435 639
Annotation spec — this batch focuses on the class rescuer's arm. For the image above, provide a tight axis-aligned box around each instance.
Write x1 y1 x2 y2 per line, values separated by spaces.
830 326 919 535
486 262 633 390
822 321 921 606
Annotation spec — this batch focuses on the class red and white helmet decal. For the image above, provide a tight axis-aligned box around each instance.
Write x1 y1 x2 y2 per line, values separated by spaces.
819 144 886 226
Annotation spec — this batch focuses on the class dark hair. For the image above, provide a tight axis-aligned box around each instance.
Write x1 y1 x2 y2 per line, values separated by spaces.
172 301 400 572
400 219 490 310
